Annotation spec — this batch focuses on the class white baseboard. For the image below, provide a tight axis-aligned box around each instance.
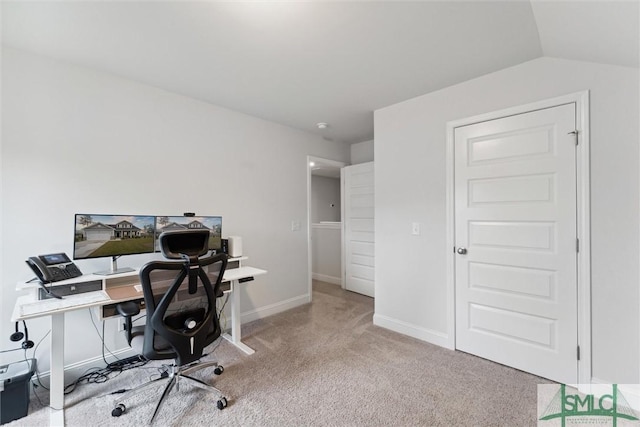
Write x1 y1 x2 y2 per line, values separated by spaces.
619 384 640 411
241 294 310 324
312 273 342 286
34 347 139 387
373 314 451 349
590 378 640 411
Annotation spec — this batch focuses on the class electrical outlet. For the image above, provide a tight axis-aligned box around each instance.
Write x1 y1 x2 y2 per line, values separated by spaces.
291 220 300 231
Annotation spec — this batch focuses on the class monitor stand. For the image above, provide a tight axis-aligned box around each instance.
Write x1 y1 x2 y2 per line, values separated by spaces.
94 256 135 276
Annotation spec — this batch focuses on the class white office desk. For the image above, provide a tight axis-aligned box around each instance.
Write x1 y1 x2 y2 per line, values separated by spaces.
12 262 266 426
218 266 265 355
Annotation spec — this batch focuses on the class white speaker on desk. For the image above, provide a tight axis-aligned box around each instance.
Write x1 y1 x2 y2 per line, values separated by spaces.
228 236 242 257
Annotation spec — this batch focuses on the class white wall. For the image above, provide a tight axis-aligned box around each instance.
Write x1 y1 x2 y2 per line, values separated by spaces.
0 47 350 370
310 175 341 284
350 139 374 164
311 224 341 285
311 176 341 223
374 57 639 384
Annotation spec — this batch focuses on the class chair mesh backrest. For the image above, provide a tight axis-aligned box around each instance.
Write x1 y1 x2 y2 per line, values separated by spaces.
159 229 209 260
139 253 227 365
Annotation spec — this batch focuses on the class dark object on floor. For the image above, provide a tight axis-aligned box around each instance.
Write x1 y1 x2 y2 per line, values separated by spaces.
0 359 36 425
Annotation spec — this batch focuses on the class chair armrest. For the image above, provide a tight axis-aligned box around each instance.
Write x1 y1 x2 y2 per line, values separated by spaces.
116 301 140 317
116 301 140 345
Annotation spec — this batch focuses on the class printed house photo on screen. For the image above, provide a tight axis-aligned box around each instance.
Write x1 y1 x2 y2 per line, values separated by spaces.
74 214 156 259
156 216 222 252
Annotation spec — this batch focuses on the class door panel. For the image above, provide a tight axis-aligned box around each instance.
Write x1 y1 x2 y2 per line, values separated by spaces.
468 304 555 348
343 162 375 297
469 174 555 204
455 103 577 384
468 262 555 299
469 221 556 251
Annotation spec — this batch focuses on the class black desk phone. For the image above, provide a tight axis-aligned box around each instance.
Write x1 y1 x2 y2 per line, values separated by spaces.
26 253 83 283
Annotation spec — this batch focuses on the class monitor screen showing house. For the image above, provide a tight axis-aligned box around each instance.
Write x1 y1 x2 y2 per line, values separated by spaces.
156 216 222 253
74 214 156 259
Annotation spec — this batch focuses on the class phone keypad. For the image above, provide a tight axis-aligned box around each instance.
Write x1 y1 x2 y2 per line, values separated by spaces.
51 263 83 281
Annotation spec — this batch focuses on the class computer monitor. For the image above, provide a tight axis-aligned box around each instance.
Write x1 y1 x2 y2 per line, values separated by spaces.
74 214 156 275
155 216 222 253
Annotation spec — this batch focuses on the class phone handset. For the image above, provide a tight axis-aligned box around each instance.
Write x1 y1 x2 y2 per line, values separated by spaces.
26 256 54 283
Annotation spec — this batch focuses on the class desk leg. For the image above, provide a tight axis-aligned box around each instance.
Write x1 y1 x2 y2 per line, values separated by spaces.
49 313 65 426
222 279 255 355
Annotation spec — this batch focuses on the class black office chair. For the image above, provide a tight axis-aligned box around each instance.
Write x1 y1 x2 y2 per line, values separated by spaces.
111 229 229 424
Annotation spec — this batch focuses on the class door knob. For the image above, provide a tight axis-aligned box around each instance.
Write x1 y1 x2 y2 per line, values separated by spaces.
456 247 467 255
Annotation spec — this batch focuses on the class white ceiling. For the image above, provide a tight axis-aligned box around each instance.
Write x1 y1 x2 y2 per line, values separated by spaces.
2 1 638 144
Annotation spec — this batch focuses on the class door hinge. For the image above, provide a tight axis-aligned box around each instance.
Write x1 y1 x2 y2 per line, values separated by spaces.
568 130 579 145
576 238 580 253
577 345 581 361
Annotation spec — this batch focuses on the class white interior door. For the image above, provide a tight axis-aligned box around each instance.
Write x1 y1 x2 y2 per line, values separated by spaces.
454 103 578 384
342 162 375 297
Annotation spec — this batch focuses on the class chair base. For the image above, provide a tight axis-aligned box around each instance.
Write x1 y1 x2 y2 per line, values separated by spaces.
111 360 228 424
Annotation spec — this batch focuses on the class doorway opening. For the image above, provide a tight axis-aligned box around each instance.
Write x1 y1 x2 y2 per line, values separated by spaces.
306 156 347 302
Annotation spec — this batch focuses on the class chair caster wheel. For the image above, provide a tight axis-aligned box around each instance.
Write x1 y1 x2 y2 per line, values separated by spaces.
112 403 126 417
217 397 228 410
214 366 224 375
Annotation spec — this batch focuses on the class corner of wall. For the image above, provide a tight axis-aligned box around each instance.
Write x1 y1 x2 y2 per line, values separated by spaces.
350 139 374 165
373 313 452 349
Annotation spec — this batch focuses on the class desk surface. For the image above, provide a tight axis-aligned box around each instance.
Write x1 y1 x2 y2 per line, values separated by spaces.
16 256 250 291
12 265 266 322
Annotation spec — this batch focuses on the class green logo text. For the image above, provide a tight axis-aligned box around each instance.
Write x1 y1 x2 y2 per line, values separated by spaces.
540 384 639 427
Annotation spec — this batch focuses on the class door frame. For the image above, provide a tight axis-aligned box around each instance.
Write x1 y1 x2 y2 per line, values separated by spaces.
306 155 348 302
444 91 591 384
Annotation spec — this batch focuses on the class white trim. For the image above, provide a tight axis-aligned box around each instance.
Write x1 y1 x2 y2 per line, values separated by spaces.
373 314 450 348
311 222 341 229
35 346 138 387
445 90 591 383
240 294 309 324
575 91 592 385
312 273 342 286
445 115 456 351
340 169 346 290
590 379 640 411
618 384 640 412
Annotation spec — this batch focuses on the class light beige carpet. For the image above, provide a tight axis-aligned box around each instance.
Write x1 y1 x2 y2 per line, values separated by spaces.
8 281 549 426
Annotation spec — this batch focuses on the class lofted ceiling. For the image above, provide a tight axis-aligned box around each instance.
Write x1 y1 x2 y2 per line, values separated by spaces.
2 1 638 144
